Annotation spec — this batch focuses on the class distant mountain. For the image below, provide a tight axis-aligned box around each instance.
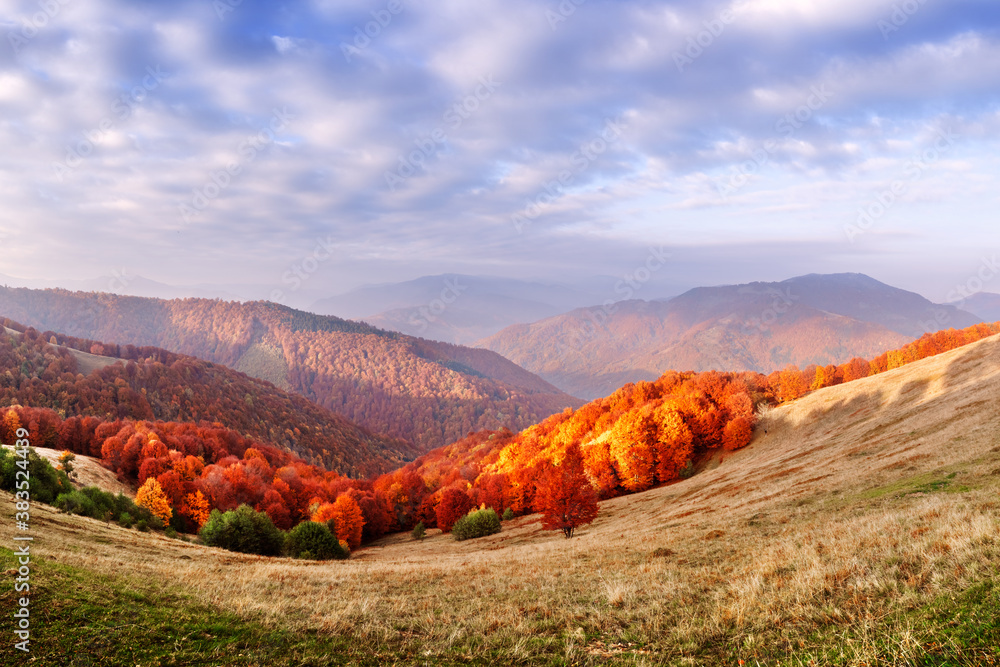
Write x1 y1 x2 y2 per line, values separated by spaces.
0 287 579 451
479 273 982 399
956 292 1000 323
310 274 614 344
0 321 413 476
0 271 328 309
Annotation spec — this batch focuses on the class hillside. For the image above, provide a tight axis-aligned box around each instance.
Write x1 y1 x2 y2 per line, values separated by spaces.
481 273 980 399
4 331 1000 664
0 287 580 450
0 321 414 476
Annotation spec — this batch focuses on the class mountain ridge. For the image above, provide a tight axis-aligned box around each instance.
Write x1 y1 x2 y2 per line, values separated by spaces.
479 273 981 399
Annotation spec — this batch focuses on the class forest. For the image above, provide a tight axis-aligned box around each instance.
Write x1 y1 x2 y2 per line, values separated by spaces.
0 287 578 451
4 319 995 547
0 319 414 476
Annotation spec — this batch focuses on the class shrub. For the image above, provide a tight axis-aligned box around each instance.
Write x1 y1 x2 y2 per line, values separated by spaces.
55 486 156 527
136 519 149 532
199 505 285 556
165 527 178 539
452 508 501 541
55 490 96 518
679 460 695 479
119 512 134 529
502 507 514 521
412 521 426 541
0 446 72 504
285 521 348 561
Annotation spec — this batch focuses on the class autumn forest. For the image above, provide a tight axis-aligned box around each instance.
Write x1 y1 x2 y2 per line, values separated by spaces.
4 293 997 549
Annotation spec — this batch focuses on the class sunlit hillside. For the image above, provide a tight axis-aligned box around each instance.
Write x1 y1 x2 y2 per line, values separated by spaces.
3 334 999 665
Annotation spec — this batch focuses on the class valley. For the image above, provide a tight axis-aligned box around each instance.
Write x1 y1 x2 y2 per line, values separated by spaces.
3 332 1000 664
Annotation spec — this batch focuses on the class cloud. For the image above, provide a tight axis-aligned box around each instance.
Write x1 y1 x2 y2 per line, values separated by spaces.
0 0 997 301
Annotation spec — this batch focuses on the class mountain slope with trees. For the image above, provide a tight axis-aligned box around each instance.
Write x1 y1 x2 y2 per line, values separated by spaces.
480 273 981 399
0 320 413 476
0 287 579 450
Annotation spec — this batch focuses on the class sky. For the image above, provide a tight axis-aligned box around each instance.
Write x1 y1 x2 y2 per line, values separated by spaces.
1 0 999 306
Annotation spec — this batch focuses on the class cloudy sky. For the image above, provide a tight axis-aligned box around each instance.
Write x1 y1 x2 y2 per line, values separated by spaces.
1 0 998 305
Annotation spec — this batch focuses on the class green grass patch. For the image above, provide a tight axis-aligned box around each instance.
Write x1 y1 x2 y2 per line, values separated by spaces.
0 548 454 666
769 570 1000 666
857 469 972 501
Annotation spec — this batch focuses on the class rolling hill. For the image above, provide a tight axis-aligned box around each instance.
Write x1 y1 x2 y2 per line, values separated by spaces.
4 326 1000 664
0 287 580 450
0 321 413 476
480 273 981 399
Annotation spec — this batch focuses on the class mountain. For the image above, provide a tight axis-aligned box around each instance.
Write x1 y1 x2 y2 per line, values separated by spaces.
479 273 982 399
310 274 615 344
957 292 1000 323
1 321 413 476
0 287 579 451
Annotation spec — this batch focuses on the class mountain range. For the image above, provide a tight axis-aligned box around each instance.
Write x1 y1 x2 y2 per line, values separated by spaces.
478 273 983 399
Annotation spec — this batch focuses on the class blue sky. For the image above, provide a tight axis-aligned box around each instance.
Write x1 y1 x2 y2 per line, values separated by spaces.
1 0 999 304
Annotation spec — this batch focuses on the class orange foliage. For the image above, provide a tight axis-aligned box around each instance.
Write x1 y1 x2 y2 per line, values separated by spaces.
330 494 365 550
536 443 598 538
435 487 473 533
181 491 211 529
136 478 172 525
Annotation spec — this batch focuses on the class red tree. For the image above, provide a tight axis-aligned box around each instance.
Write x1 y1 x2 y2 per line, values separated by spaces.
435 487 473 533
536 443 599 538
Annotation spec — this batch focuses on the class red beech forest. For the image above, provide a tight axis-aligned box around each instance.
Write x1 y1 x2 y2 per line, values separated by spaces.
4 320 992 545
0 287 580 450
0 319 413 476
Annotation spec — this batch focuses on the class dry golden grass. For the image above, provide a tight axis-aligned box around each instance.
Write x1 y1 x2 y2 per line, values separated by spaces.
4 334 1000 664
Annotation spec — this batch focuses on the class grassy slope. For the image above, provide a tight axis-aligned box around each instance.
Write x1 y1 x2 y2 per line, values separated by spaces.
4 335 1000 665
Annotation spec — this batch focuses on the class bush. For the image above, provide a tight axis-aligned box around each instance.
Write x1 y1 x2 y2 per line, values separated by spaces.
285 521 348 560
502 507 514 521
136 519 149 532
679 460 695 479
119 512 134 529
165 527 178 539
55 486 155 528
452 508 501 541
0 446 73 504
412 521 426 541
199 505 285 556
55 490 96 518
